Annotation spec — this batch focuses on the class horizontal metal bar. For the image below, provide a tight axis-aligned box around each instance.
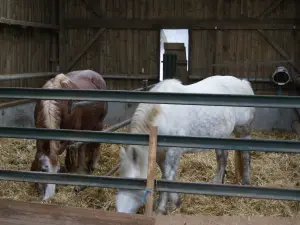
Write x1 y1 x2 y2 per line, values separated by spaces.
71 83 156 109
189 76 274 83
70 118 132 149
0 72 57 81
1 127 300 153
0 88 300 108
1 170 299 201
0 169 146 190
72 84 157 109
157 179 300 201
101 74 157 80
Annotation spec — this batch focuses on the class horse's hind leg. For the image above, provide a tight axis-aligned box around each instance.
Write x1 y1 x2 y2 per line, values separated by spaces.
234 126 252 185
212 149 228 184
156 148 181 215
86 142 101 174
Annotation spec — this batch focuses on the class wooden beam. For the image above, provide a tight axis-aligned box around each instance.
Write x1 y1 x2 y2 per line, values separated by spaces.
51 0 59 72
0 17 59 30
257 29 300 73
65 18 299 30
65 0 107 71
0 72 57 81
66 28 106 71
0 199 156 225
214 0 224 75
59 0 66 72
81 0 102 18
257 0 285 19
252 0 300 74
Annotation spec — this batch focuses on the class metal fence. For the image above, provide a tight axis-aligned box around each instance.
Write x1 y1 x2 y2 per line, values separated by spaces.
0 87 300 201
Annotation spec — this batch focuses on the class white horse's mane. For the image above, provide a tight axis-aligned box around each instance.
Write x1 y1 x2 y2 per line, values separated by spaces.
130 79 184 134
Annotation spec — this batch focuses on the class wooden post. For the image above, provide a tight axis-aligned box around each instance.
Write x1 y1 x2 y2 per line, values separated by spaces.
144 126 158 216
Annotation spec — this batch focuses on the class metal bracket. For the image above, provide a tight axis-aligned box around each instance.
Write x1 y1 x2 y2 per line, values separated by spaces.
142 79 148 91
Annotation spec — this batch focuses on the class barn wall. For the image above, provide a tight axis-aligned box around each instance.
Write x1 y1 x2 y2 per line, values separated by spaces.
64 0 159 90
188 0 299 94
64 0 299 91
0 0 58 88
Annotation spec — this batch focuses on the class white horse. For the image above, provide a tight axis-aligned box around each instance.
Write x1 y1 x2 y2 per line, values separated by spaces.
116 75 256 215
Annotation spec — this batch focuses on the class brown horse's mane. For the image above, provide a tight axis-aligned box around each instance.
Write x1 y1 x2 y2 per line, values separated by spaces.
36 73 76 130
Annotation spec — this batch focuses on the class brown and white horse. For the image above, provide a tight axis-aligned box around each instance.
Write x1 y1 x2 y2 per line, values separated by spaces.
30 69 108 200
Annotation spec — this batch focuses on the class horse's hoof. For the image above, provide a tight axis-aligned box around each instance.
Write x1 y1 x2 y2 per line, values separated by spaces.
242 180 251 185
242 175 251 185
155 208 167 215
210 178 219 184
73 186 81 193
59 166 68 173
169 193 182 208
175 196 182 208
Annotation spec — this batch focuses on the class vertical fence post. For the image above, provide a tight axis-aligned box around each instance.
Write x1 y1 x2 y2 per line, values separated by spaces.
144 126 158 216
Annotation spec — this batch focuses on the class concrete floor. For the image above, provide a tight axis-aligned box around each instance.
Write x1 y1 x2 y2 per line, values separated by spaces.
156 214 300 225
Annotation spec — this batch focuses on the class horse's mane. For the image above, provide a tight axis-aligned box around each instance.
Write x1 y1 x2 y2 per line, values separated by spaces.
149 78 184 93
38 73 75 129
130 79 184 134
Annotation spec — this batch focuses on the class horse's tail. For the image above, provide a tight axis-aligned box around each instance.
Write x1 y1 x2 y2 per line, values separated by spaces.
234 151 243 183
240 78 255 95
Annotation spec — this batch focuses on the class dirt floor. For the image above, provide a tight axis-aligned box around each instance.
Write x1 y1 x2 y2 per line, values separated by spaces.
0 127 300 217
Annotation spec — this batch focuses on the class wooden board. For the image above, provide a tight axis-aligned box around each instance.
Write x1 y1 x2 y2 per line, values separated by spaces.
0 199 156 225
156 215 298 225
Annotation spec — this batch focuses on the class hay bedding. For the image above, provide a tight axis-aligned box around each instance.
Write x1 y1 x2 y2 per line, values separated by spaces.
0 127 300 217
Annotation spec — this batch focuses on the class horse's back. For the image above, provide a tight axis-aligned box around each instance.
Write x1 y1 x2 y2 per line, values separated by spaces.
188 75 254 96
197 75 255 127
144 75 255 137
37 70 108 131
65 70 106 90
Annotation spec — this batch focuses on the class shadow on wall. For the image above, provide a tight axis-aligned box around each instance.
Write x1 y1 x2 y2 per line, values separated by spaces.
253 108 298 131
0 101 297 132
0 102 137 128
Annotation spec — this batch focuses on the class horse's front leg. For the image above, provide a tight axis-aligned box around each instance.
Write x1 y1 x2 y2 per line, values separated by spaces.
156 149 181 215
212 149 228 184
77 144 88 174
240 135 251 185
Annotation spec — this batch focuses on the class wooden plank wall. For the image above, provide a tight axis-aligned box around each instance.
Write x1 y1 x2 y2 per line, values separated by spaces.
65 0 159 90
189 0 298 94
0 0 57 88
65 0 299 92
